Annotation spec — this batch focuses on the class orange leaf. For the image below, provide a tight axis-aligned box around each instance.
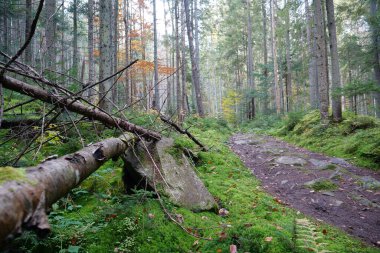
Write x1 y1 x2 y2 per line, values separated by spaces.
265 237 273 242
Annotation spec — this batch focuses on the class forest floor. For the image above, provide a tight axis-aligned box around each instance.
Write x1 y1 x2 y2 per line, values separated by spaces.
229 133 380 247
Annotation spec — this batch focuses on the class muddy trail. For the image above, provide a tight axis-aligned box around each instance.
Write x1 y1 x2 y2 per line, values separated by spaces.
229 133 380 247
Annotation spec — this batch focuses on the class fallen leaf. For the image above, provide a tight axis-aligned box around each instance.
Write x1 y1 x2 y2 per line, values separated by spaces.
230 244 237 253
276 225 283 231
148 213 155 219
201 216 209 220
193 240 199 246
175 214 184 224
322 229 327 235
216 249 223 253
265 237 273 242
219 231 228 241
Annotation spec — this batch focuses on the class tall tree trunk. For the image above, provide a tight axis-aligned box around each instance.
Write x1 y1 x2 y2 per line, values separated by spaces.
88 0 95 101
270 0 281 114
285 0 292 112
123 0 130 106
306 0 319 109
24 0 32 65
370 0 380 117
181 0 188 115
262 0 269 113
99 0 113 112
326 0 342 122
175 0 183 121
314 0 329 121
1 0 9 54
246 0 255 119
73 0 78 76
45 0 57 71
184 0 204 116
111 0 119 105
153 0 160 110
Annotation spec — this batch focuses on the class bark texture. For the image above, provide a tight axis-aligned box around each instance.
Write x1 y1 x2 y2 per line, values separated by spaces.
270 0 281 114
0 133 136 242
0 75 161 140
326 0 342 122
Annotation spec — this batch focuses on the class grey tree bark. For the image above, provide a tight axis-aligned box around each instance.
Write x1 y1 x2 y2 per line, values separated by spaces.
25 0 33 65
184 0 204 116
285 0 292 112
0 133 136 242
99 0 113 112
87 0 95 101
73 0 78 76
326 0 342 122
123 0 130 106
181 0 188 115
314 0 329 121
45 0 57 71
306 0 319 109
246 0 255 119
370 0 380 117
262 0 269 113
270 0 281 114
153 0 160 110
175 0 183 121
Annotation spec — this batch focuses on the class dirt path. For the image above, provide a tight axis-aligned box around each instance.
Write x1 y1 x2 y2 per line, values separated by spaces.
229 133 380 247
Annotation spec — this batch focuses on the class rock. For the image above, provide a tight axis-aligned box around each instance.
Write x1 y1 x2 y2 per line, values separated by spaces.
331 199 344 207
330 158 350 166
358 176 380 190
309 159 331 169
234 140 250 145
122 138 216 211
281 180 289 185
275 156 307 166
329 169 343 180
321 191 335 197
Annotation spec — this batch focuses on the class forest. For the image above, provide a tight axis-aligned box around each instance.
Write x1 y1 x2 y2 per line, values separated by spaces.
0 0 380 252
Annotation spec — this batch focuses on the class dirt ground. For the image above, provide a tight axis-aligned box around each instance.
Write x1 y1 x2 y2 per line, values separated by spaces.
229 133 380 247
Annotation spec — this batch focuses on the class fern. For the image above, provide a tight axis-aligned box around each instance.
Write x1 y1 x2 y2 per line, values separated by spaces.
295 218 332 253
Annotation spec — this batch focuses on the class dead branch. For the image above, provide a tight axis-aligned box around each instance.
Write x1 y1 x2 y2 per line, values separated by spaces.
0 75 161 141
160 115 208 151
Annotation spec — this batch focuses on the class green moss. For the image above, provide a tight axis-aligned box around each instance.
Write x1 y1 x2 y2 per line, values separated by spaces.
0 166 27 185
308 179 338 191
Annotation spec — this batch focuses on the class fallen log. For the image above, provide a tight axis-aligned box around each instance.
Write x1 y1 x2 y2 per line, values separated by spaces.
0 75 161 140
0 133 136 243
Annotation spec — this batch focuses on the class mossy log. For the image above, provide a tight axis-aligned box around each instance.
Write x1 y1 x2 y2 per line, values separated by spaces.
0 133 136 243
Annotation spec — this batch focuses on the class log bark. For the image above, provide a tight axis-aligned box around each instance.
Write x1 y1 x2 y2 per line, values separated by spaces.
0 75 161 140
0 133 136 243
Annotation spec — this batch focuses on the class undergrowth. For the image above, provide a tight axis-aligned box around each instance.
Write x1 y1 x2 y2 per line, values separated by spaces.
2 115 379 252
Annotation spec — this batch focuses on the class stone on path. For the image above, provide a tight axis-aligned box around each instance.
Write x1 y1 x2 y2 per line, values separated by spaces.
330 158 350 166
275 156 307 166
309 159 331 169
358 176 380 190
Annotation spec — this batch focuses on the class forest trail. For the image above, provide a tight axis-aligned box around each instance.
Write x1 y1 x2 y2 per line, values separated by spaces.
229 133 380 246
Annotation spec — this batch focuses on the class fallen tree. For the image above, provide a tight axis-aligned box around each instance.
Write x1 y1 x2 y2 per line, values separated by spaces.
0 75 161 140
0 133 136 243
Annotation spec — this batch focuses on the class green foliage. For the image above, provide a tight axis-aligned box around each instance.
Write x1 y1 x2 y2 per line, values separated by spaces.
295 218 331 253
307 179 338 192
0 166 27 185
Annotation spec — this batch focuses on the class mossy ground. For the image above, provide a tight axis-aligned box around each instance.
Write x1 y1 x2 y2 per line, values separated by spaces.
2 113 380 252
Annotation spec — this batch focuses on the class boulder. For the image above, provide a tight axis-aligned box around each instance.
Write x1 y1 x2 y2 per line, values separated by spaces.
122 138 216 211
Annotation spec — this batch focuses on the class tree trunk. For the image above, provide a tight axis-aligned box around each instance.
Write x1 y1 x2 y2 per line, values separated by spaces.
88 0 95 101
73 0 78 76
285 0 292 112
45 0 57 71
370 0 380 117
306 0 319 109
314 0 329 121
24 0 33 65
99 0 113 112
326 0 342 122
0 133 136 242
262 0 269 113
181 0 188 116
175 0 183 121
246 0 255 119
270 0 281 114
153 0 160 110
0 75 162 140
184 0 204 116
123 0 130 106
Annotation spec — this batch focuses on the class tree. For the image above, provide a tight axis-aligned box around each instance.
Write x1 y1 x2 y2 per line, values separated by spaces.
306 0 318 109
44 0 57 71
25 0 33 65
326 0 342 122
99 0 113 112
153 0 160 109
184 0 204 116
87 0 95 101
270 0 281 114
246 0 255 119
314 0 329 121
370 0 380 117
